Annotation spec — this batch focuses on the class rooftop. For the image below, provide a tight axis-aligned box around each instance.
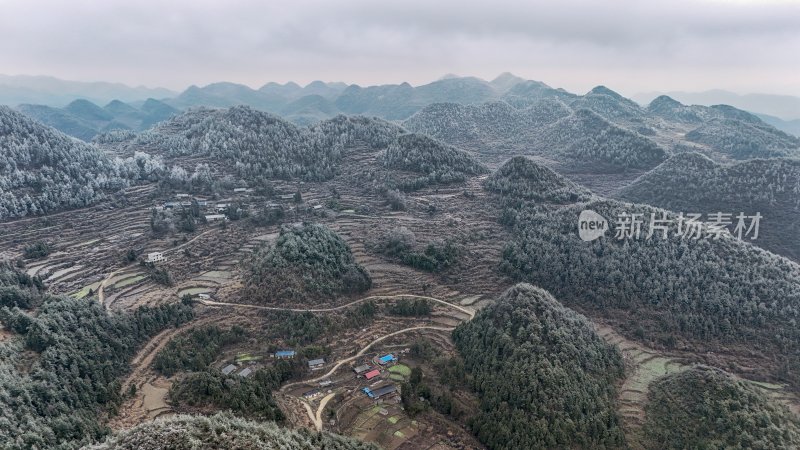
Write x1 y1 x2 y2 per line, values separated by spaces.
378 354 396 364
353 364 371 374
367 384 397 399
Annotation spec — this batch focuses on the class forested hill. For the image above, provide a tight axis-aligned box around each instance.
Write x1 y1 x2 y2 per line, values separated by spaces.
404 99 667 171
618 153 800 260
643 366 800 449
99 106 492 187
243 223 371 305
498 195 800 389
0 262 194 449
0 106 130 220
685 117 800 159
452 283 626 449
87 413 379 450
484 156 591 204
380 132 488 190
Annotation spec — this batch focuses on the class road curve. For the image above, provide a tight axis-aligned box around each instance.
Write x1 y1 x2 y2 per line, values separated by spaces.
198 294 475 319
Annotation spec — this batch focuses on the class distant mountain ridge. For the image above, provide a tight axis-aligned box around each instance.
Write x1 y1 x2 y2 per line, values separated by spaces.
633 89 800 121
17 98 179 141
157 74 526 123
10 75 799 190
0 74 176 106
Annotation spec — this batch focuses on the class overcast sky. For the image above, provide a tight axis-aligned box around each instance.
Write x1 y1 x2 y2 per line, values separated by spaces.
1 0 798 96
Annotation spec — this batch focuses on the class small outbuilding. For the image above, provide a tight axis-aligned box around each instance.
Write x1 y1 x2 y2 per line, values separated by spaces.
308 358 325 370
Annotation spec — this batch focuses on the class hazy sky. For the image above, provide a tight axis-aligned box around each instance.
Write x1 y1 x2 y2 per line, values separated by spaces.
1 0 799 96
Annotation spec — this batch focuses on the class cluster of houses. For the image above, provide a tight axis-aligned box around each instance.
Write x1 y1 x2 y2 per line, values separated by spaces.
352 353 401 401
221 363 253 378
269 350 327 372
159 188 322 223
160 194 233 222
222 349 405 402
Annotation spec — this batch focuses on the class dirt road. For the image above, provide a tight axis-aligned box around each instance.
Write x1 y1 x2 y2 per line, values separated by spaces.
199 293 475 319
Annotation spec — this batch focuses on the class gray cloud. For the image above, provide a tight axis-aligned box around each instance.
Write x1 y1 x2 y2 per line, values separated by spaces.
0 0 798 95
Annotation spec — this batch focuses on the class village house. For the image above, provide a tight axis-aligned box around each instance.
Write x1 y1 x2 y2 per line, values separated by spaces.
273 350 296 359
146 252 165 263
308 358 325 370
221 364 237 376
205 214 226 222
353 364 371 375
303 389 321 399
364 369 381 380
378 354 397 365
362 384 397 399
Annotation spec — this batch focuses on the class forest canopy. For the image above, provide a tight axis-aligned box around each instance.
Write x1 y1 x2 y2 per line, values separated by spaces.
244 223 371 304
452 283 626 449
642 366 800 449
0 271 193 449
87 412 379 450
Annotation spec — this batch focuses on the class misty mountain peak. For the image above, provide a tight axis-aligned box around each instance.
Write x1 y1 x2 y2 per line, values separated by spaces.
588 85 624 99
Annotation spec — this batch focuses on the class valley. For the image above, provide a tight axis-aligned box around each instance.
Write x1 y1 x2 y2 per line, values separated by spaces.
1 74 799 450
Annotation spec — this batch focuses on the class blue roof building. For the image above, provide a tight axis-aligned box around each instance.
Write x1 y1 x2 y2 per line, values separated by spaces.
363 384 397 399
378 354 396 365
275 350 296 358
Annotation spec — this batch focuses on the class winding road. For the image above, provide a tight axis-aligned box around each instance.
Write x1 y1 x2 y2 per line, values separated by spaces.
198 294 475 319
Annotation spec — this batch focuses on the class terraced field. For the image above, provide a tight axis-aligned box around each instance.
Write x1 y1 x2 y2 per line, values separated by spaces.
596 324 800 449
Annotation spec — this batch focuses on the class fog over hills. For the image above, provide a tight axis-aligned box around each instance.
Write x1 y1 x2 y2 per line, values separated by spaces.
634 90 800 122
0 74 176 106
17 98 179 141
7 73 799 204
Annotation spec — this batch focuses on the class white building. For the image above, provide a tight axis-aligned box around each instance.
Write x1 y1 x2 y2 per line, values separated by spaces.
147 252 165 263
205 214 226 221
